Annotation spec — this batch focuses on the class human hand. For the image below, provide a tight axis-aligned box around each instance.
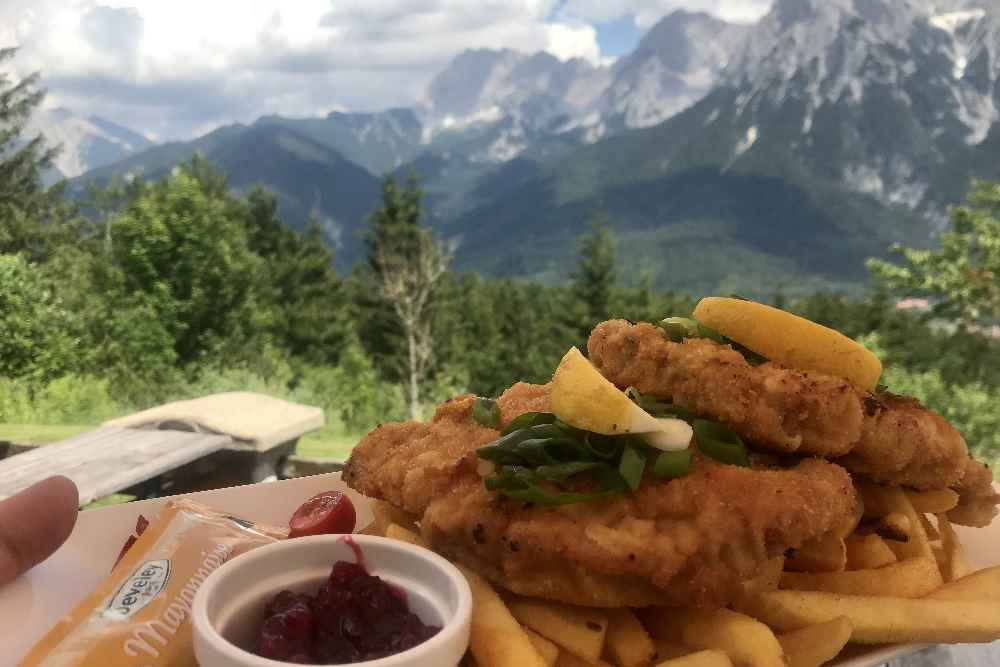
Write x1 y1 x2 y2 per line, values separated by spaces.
0 476 79 586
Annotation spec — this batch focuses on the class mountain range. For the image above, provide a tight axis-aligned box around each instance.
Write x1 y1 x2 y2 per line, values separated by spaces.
27 108 154 182
64 0 1000 296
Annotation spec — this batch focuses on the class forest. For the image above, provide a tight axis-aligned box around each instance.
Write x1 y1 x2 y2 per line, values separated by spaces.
2 48 999 470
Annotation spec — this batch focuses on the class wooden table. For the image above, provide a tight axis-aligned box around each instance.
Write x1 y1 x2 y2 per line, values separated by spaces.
0 427 233 505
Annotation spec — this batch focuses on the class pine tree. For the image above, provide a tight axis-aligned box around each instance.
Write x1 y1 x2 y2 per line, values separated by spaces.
241 187 349 365
570 218 618 337
0 47 64 259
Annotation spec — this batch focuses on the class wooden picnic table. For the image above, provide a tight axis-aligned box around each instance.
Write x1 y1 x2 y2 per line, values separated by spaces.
0 427 232 505
0 391 325 505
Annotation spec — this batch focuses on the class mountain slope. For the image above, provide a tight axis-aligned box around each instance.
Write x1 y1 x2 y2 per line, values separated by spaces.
27 108 154 181
256 108 423 176
718 0 1000 216
598 10 750 132
73 124 381 263
443 88 931 297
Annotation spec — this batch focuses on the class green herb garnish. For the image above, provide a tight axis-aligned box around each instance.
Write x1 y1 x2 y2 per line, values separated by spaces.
692 419 750 467
658 315 768 366
473 397 502 429
652 449 693 479
618 444 647 491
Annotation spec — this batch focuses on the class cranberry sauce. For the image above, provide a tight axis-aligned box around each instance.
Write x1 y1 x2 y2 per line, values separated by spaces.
254 557 440 664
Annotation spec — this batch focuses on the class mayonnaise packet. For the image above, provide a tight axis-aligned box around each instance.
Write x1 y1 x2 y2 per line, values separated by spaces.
20 499 287 666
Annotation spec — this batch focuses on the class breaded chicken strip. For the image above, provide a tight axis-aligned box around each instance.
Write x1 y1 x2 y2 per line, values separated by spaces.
344 383 858 608
587 320 996 517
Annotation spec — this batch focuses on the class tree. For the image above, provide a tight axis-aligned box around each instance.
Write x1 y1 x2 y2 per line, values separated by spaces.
868 180 1000 330
102 164 265 367
366 175 451 419
0 254 77 382
569 218 618 337
0 47 68 260
241 187 349 364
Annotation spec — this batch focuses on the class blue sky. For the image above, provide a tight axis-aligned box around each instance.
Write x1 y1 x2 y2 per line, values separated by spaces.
0 1 773 140
594 16 644 59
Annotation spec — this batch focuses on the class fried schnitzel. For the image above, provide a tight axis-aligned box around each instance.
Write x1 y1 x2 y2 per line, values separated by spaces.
344 383 858 608
588 320 997 524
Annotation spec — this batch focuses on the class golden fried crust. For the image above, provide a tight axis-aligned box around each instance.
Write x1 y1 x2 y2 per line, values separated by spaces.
836 393 970 490
588 320 863 456
345 382 858 608
947 459 999 527
587 320 979 492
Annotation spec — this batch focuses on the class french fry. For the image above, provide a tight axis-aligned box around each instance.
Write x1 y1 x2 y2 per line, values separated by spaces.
508 597 608 664
456 564 550 667
935 513 974 582
932 545 948 572
641 608 685 643
605 608 656 667
525 628 559 666
918 513 939 541
845 533 897 570
927 565 1000 602
737 589 1000 644
777 616 852 667
373 499 420 534
857 482 893 517
654 650 733 667
554 651 613 667
879 487 936 563
385 522 429 548
784 534 846 573
670 608 786 667
779 557 941 598
653 640 693 661
906 488 959 514
742 557 785 595
863 512 911 543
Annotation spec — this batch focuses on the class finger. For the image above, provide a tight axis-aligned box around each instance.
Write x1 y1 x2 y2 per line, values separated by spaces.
0 476 79 586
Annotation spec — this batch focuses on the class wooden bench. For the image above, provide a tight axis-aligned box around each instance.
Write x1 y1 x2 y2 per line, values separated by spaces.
0 392 325 505
0 427 232 505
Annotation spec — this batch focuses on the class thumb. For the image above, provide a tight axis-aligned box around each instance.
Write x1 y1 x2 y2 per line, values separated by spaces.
0 476 79 586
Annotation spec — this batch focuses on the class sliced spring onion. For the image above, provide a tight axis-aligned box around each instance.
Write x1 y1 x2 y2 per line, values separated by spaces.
501 411 556 435
618 444 646 491
660 317 699 342
534 461 602 481
484 467 617 506
473 397 502 429
658 314 767 365
643 418 693 451
652 449 693 479
693 419 749 467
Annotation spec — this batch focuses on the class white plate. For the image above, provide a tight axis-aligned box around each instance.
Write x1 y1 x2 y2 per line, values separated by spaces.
1 475 996 666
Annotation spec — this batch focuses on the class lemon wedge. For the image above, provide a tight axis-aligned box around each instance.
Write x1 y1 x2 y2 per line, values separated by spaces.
551 347 692 450
693 297 883 392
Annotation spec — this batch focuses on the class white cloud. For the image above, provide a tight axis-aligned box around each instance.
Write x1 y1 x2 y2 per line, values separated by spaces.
1 0 600 139
544 22 602 62
563 0 773 27
0 0 770 141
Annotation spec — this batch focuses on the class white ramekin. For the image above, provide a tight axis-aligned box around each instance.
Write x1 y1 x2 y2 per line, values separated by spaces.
192 534 472 667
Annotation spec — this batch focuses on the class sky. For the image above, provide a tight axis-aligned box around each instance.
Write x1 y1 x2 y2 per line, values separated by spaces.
0 1 773 141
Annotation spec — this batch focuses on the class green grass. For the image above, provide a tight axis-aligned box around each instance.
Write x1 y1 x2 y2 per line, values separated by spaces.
295 427 360 460
0 423 94 445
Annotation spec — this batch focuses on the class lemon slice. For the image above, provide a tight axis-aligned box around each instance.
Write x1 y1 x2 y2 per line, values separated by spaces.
551 347 691 449
693 297 882 392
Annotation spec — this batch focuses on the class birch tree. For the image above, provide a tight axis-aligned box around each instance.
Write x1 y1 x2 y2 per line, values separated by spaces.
368 175 451 419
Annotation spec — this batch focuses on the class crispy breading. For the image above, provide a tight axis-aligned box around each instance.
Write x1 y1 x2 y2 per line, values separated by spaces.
344 383 858 608
947 458 1000 527
587 320 997 524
